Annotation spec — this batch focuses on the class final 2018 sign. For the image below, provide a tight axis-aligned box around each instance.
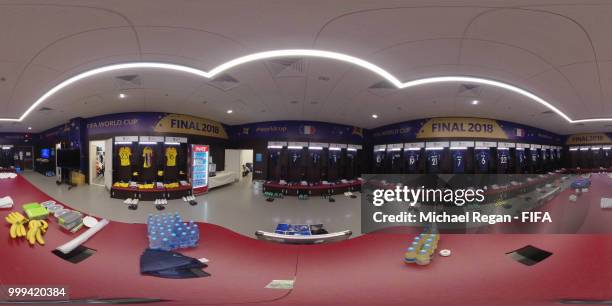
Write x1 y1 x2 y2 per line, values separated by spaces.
370 117 562 144
154 114 228 139
417 117 508 139
86 112 228 139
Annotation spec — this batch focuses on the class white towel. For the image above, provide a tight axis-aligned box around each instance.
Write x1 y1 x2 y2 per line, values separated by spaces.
0 173 16 179
55 219 109 254
0 196 13 208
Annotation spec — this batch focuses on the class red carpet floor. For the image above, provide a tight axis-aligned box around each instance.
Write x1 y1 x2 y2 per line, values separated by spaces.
0 175 610 305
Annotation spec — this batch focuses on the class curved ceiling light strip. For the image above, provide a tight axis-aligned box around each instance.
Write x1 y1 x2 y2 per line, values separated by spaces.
2 49 609 124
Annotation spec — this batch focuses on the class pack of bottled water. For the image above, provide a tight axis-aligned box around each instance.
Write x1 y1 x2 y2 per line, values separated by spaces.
146 212 200 251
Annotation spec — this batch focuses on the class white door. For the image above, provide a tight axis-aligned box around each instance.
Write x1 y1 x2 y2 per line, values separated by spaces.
89 142 97 185
104 138 113 190
55 143 62 182
224 149 241 181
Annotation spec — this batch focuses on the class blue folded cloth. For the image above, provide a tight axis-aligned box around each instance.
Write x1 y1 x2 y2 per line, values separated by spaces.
140 249 209 279
570 178 591 189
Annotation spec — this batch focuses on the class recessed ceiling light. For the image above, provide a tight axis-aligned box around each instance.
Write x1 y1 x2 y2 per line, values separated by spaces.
226 109 233 114
372 114 378 119
471 100 479 105
27 126 32 130
118 93 127 99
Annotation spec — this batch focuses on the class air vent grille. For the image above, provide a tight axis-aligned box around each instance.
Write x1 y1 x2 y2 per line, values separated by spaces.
457 84 482 97
208 73 240 91
115 74 141 89
268 58 306 77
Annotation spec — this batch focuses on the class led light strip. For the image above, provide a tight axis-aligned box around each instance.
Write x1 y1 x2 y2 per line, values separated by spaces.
2 49 611 124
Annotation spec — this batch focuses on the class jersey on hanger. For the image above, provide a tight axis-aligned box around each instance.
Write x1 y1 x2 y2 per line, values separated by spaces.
476 149 490 172
311 152 320 164
405 151 420 172
517 150 525 169
427 150 441 173
498 149 509 172
142 147 153 168
291 151 301 164
118 146 132 167
165 147 177 167
330 152 340 164
391 153 401 168
452 149 466 173
375 152 384 166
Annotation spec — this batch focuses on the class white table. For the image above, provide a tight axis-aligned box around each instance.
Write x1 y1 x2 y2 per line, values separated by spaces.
209 171 237 189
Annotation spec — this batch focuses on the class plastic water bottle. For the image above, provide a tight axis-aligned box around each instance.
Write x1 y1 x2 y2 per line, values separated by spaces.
187 230 195 247
180 231 188 248
191 224 199 246
160 237 170 251
149 235 158 249
168 233 176 250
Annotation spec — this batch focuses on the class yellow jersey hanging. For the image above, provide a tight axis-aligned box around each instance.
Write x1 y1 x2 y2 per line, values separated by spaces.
166 147 177 167
118 146 132 167
142 146 153 168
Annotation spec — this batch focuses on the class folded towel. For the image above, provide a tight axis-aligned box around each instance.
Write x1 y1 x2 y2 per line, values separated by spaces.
0 196 14 208
0 173 17 179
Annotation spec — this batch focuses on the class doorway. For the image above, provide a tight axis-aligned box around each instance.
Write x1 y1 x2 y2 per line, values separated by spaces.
240 149 254 180
89 140 106 186
224 149 254 182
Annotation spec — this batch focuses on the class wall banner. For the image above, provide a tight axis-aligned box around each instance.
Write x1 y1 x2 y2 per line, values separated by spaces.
370 117 563 144
86 112 228 140
565 133 612 145
154 114 228 139
231 121 364 143
417 117 507 139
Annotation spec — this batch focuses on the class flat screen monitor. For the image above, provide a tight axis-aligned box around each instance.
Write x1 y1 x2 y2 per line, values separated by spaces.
40 148 50 159
57 149 80 169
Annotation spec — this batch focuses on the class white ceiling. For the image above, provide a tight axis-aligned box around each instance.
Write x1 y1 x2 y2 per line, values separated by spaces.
1 0 612 134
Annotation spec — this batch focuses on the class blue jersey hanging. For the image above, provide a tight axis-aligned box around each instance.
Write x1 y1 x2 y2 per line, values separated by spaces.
391 152 401 168
291 151 301 164
452 150 466 173
310 152 320 164
498 149 509 172
269 151 280 163
375 152 385 168
476 149 490 172
330 151 340 165
517 150 525 169
405 150 420 172
427 150 442 173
